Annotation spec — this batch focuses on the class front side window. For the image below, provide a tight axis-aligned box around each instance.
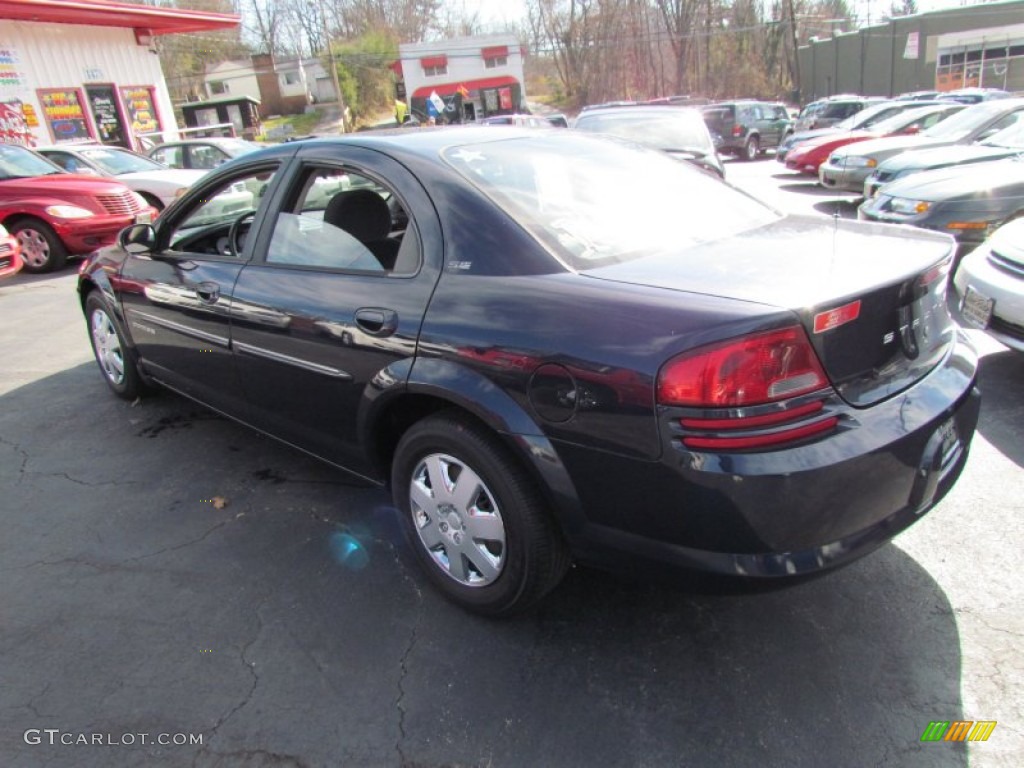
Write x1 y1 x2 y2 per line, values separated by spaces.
167 166 279 255
264 166 419 274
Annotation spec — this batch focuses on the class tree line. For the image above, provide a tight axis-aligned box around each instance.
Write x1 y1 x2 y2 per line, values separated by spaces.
146 0 938 119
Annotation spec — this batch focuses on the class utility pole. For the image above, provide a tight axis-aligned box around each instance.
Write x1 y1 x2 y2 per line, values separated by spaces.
317 0 347 133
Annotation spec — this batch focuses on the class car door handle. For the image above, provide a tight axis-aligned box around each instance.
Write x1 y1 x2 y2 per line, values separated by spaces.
354 308 397 337
195 281 221 305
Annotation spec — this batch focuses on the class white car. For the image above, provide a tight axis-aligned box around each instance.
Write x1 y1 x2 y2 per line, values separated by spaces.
954 217 1024 352
36 144 208 210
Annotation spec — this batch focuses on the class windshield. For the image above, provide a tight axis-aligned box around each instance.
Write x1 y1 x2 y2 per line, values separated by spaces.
869 106 955 134
213 139 261 157
442 134 778 270
982 119 1024 148
577 111 714 152
81 148 164 175
0 145 64 179
922 103 1012 140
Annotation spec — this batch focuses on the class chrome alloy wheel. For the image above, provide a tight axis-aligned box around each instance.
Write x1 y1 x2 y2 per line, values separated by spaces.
17 227 52 270
90 308 125 386
409 453 506 587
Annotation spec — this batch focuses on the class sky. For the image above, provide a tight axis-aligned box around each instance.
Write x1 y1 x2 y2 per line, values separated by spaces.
470 0 997 29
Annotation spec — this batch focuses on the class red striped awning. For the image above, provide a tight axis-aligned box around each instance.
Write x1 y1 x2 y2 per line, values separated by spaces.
0 0 238 35
411 76 518 99
420 55 448 68
481 45 509 59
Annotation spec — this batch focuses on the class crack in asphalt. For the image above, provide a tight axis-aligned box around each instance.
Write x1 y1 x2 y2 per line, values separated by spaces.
25 682 52 719
0 435 29 484
192 748 310 767
192 602 267 767
29 471 142 488
385 538 424 767
122 519 232 565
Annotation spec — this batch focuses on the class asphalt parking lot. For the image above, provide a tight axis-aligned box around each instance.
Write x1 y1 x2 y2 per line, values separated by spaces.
1 155 1022 768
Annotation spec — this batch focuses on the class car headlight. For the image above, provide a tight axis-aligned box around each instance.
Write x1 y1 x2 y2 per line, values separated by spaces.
888 198 931 215
44 205 94 219
839 156 877 169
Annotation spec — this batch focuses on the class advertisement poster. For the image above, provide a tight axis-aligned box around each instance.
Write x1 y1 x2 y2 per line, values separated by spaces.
0 46 27 88
86 85 127 146
121 86 159 135
39 89 91 142
499 87 513 110
0 100 34 145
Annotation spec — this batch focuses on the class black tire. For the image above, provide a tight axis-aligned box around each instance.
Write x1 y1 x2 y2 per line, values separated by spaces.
84 293 146 400
139 192 164 211
743 136 760 161
9 218 68 273
391 411 570 616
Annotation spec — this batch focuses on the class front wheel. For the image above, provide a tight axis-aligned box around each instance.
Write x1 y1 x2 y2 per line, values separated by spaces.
391 412 570 616
10 219 67 273
743 136 760 161
85 293 146 399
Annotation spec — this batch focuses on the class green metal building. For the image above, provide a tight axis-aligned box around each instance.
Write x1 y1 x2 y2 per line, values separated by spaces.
798 0 1024 101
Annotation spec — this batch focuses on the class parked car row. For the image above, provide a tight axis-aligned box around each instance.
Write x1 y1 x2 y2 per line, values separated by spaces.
0 138 265 274
777 94 1024 353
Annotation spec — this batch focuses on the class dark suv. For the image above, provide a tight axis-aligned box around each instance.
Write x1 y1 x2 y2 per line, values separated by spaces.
701 101 792 160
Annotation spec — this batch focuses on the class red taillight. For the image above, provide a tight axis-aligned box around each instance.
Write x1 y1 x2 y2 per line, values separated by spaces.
732 125 742 137
657 326 829 408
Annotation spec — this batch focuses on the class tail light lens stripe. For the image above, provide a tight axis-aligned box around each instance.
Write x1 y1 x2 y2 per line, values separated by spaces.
682 416 839 450
680 400 825 430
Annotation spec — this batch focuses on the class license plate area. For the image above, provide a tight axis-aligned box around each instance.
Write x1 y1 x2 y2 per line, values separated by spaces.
961 286 993 329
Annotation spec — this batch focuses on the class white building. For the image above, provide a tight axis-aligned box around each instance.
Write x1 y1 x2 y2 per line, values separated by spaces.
203 54 337 117
0 0 238 150
396 35 527 123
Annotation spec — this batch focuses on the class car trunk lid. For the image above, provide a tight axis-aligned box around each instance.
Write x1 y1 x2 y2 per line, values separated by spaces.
584 216 958 407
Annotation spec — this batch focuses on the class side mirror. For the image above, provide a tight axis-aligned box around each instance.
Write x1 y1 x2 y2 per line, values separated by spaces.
119 223 157 255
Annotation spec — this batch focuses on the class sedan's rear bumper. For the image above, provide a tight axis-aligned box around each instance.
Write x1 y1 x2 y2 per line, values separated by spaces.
553 333 980 578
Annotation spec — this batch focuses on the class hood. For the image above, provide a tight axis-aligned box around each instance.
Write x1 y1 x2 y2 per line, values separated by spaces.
796 131 876 154
878 144 1023 174
831 134 943 160
877 157 1024 201
0 173 131 197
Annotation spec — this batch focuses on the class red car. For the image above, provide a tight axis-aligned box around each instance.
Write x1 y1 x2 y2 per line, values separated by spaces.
0 223 22 278
0 144 156 273
785 103 964 177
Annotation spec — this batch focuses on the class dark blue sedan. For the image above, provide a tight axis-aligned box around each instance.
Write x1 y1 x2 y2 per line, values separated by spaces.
79 129 980 615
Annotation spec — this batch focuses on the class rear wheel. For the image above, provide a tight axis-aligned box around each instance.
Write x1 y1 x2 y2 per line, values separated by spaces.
85 293 145 399
743 136 760 161
391 412 570 616
10 218 67 273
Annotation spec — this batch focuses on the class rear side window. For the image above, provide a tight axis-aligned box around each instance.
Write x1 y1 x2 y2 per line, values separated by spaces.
265 166 419 275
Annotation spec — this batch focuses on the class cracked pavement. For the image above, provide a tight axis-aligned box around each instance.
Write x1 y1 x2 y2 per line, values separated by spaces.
2 163 1023 767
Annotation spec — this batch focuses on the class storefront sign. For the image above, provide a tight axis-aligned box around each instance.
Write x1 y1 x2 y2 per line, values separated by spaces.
0 100 34 145
86 85 127 146
121 86 159 135
39 89 91 142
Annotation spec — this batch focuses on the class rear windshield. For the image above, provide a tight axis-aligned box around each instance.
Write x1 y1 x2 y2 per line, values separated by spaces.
819 102 861 119
702 106 735 126
575 110 715 153
442 134 779 270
